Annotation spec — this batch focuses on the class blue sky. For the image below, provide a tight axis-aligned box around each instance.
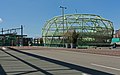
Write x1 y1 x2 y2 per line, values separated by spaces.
0 0 120 37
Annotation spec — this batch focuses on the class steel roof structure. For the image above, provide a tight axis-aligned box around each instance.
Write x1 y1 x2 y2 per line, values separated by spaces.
42 14 114 47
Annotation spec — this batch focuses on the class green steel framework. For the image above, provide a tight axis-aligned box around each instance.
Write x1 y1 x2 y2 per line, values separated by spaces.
42 14 114 47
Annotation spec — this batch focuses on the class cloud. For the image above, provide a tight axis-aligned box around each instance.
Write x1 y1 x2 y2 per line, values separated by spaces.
0 18 3 23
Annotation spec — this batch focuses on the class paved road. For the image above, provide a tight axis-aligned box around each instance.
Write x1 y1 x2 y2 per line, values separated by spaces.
0 47 119 75
18 47 120 75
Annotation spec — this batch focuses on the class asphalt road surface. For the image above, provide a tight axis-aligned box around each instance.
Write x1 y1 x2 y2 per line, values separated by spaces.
0 47 120 75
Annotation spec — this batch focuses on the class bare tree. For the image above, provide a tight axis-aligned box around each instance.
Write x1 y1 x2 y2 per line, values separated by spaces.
64 30 79 48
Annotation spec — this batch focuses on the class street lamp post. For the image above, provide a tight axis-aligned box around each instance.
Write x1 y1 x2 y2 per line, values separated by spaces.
60 6 67 47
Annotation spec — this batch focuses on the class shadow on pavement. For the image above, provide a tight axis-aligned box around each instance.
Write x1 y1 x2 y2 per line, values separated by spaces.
1 49 52 75
4 47 114 75
0 64 7 75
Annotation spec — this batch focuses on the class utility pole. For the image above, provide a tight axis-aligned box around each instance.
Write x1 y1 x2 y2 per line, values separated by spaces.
21 25 23 46
60 6 67 47
2 28 3 34
2 28 3 46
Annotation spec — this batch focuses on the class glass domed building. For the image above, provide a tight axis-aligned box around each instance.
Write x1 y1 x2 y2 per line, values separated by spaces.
42 14 114 47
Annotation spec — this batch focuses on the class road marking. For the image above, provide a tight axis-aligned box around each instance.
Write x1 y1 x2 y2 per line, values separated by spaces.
2 47 7 50
79 52 120 59
91 63 120 71
82 73 90 75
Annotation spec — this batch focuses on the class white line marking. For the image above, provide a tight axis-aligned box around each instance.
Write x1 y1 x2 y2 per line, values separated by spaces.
2 47 7 50
92 54 120 59
82 73 90 75
91 63 120 71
